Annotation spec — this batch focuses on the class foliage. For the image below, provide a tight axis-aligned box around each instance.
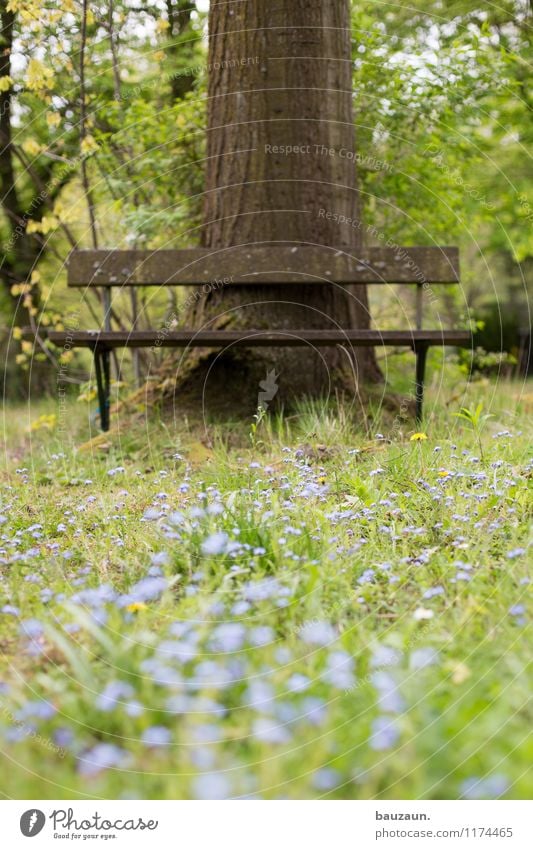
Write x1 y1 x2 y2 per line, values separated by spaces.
0 0 530 386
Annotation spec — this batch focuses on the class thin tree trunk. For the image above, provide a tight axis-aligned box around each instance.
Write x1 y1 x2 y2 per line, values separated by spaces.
185 0 381 405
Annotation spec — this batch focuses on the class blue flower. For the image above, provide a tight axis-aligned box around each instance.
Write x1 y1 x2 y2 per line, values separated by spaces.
299 621 336 646
54 727 74 748
252 717 292 745
141 726 172 747
191 724 223 744
372 672 405 714
16 700 56 721
245 680 275 711
142 508 161 521
19 619 43 639
460 774 509 799
193 773 232 800
125 701 144 717
371 645 402 668
248 626 275 647
157 640 198 663
410 648 439 670
151 551 169 567
71 584 117 608
423 586 444 599
286 673 310 693
369 716 399 751
192 661 233 690
358 569 376 585
201 532 229 556
209 623 246 653
96 681 134 711
77 743 129 776
312 768 340 791
323 651 355 689
119 576 167 607
301 697 328 727
243 578 289 603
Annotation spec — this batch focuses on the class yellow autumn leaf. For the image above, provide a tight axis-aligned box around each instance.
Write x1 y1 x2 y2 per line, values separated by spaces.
80 135 99 155
11 283 31 296
451 663 472 685
39 215 59 234
52 200 75 224
8 0 40 16
26 58 54 92
46 111 61 128
22 138 43 157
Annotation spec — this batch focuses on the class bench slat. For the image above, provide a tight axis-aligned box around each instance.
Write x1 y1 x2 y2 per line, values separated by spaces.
67 246 460 287
43 329 471 349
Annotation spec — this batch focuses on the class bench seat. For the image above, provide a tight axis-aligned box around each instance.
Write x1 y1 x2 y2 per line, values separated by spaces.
42 328 471 349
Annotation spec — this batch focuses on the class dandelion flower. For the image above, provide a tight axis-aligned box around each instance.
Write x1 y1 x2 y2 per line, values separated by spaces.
126 602 147 614
410 432 428 442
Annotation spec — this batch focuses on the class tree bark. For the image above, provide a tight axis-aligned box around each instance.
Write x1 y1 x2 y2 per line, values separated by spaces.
184 0 382 405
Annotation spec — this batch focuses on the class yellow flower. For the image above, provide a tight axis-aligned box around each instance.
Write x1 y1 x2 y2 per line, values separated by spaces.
29 414 57 432
317 476 327 486
438 470 450 477
126 602 147 614
410 432 428 442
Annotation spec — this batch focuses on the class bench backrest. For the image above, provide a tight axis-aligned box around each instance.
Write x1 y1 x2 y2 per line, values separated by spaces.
68 246 459 287
67 246 460 332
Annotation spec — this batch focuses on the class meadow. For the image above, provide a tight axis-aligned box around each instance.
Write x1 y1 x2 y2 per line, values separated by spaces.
0 370 531 800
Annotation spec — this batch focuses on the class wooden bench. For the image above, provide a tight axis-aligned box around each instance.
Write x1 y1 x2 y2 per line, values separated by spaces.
28 245 471 430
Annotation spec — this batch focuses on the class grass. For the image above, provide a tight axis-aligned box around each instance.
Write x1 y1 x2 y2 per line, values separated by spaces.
0 369 531 800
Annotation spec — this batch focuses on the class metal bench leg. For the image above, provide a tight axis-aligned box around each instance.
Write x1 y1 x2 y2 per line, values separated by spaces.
414 343 429 424
94 346 111 432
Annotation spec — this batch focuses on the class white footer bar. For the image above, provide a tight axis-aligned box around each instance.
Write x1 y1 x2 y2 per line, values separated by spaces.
3 800 532 848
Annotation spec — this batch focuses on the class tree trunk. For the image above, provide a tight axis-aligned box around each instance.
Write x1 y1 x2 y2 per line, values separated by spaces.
184 0 381 408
